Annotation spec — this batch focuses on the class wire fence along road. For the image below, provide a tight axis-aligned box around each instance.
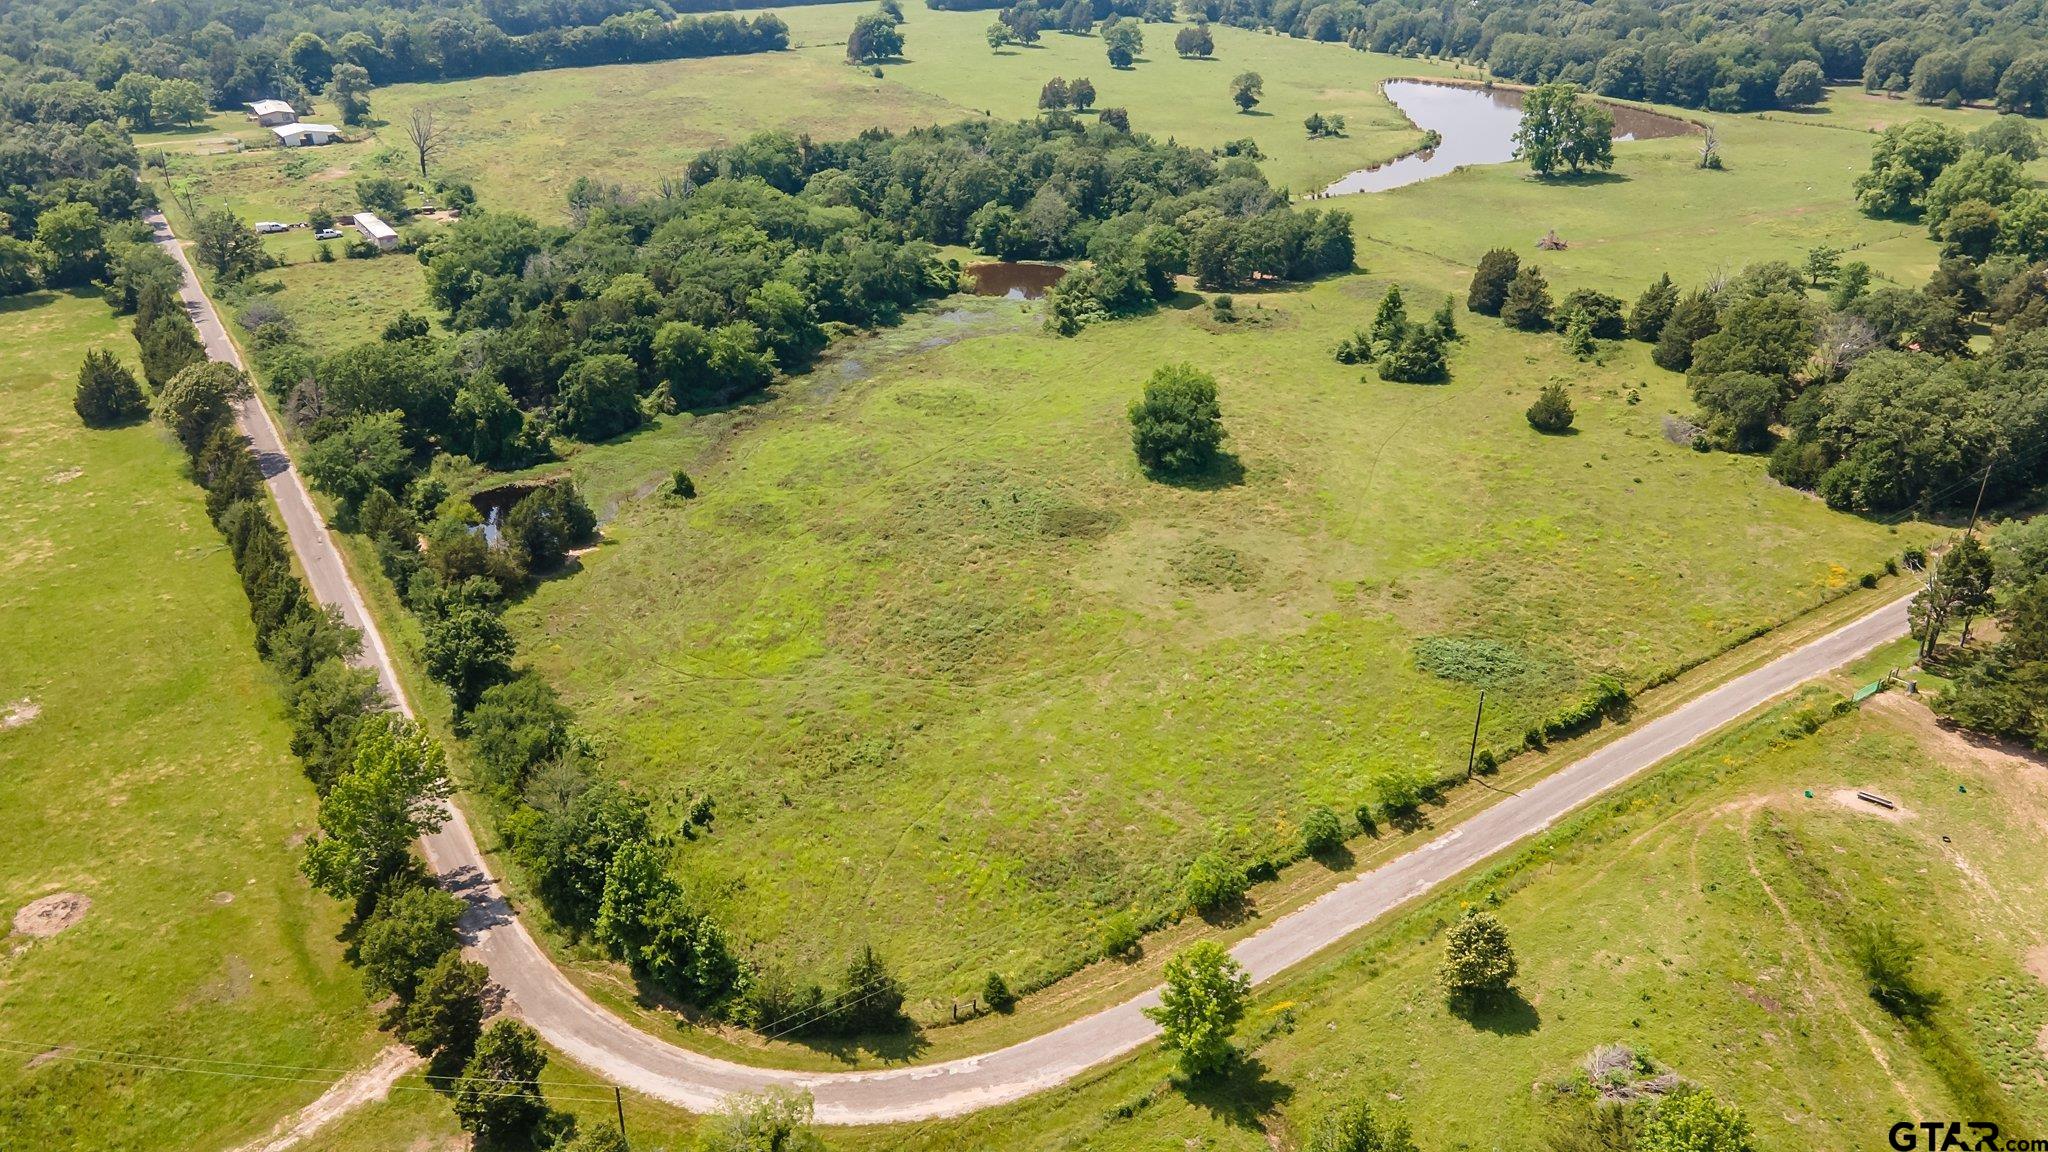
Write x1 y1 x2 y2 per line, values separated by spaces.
151 214 1917 1123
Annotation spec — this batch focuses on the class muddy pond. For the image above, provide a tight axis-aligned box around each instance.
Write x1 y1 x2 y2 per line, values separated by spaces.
964 261 1067 300
1322 80 1694 196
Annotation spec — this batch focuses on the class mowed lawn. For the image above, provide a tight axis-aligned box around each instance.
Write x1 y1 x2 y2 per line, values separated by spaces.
0 291 381 1149
818 693 2048 1150
367 2 1461 221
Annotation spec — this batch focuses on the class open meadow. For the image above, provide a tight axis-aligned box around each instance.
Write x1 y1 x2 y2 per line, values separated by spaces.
824 689 2048 1149
319 690 2048 1148
0 291 383 1148
145 0 2012 1049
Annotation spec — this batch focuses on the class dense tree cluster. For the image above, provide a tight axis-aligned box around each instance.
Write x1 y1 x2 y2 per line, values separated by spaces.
1136 0 2048 117
0 0 790 117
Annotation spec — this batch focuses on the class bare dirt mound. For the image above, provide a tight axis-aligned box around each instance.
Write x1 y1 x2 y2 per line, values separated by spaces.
12 892 89 937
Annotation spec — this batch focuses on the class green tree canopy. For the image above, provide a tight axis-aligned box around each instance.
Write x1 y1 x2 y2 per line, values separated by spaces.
1128 363 1226 477
1144 940 1250 1078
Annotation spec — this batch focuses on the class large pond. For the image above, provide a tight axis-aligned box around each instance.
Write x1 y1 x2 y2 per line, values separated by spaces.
1321 80 1694 196
964 261 1066 300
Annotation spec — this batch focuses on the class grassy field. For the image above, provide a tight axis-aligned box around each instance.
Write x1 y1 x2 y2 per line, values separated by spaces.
506 257 1934 1007
819 691 2048 1149
367 2 1461 220
0 291 383 1149
154 4 2008 1027
306 691 2048 1149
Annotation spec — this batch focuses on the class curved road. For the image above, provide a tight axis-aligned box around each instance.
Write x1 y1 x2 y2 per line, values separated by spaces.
155 214 1913 1124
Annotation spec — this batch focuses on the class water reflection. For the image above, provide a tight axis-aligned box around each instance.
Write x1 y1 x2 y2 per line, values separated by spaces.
964 262 1067 300
1322 80 1694 196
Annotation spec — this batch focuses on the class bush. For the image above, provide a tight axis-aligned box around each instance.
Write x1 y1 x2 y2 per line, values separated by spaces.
1499 266 1553 330
74 348 147 426
982 970 1017 1012
1526 382 1576 433
1372 769 1427 819
1129 362 1227 477
1100 911 1143 958
1467 248 1519 315
1183 851 1248 911
1558 289 1626 339
355 881 464 1003
1854 923 1940 1019
1438 908 1518 1007
1305 1099 1419 1152
671 469 697 498
401 951 488 1070
1376 325 1448 383
1300 805 1346 855
450 1020 550 1146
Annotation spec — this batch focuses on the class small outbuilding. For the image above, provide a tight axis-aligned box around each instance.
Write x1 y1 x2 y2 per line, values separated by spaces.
354 211 400 251
271 122 340 148
245 100 298 127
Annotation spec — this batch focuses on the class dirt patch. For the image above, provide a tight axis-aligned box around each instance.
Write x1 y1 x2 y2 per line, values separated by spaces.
2 699 38 729
230 1045 422 1152
2037 1021 2048 1058
24 1048 64 1070
12 892 89 937
1829 788 1910 822
2027 946 2048 987
43 467 81 484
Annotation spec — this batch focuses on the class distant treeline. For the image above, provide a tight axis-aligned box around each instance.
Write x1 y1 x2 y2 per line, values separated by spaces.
0 0 791 117
938 0 2048 115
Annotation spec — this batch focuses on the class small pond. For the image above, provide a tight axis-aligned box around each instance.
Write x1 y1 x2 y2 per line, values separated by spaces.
965 261 1067 300
1321 80 1694 196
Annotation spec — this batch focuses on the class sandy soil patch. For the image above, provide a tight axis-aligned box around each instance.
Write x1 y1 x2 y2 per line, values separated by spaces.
43 467 81 484
229 1045 422 1152
2027 946 2048 987
1829 788 1910 822
12 892 89 937
3 698 40 729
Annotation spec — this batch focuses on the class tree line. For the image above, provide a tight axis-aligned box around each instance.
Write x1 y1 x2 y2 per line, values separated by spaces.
1140 0 2048 117
0 0 792 118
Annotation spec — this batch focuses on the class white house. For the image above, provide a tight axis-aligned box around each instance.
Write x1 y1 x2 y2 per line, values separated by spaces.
271 122 340 148
245 100 298 127
354 211 400 251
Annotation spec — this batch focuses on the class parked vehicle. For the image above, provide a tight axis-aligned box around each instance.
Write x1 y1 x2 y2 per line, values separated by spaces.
314 228 342 241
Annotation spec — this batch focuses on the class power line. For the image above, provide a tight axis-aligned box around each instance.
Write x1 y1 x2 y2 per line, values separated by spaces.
0 1039 627 1104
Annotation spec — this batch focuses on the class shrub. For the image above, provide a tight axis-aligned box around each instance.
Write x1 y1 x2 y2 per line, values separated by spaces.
1211 294 1235 321
1526 382 1576 433
450 1020 549 1146
1100 911 1143 958
1558 289 1626 339
1305 1099 1419 1152
1129 363 1226 477
982 970 1017 1012
1301 805 1346 855
1439 908 1518 1007
74 348 148 426
671 469 697 498
1467 248 1519 315
1377 325 1448 383
1372 769 1427 819
1854 923 1940 1019
1499 266 1553 330
356 882 464 1003
1183 851 1248 911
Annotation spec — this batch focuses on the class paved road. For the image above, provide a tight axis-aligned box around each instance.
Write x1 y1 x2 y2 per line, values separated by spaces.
155 215 1914 1123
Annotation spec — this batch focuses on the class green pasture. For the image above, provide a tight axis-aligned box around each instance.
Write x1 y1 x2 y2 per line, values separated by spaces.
0 291 382 1149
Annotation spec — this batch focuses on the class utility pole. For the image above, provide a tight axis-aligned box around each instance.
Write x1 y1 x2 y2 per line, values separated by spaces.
1966 449 1998 537
615 1085 630 1149
1465 690 1485 781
